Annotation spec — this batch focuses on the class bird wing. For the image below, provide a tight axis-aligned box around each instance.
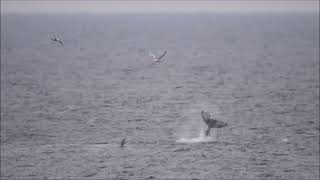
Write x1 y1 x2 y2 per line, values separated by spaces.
148 52 157 60
58 40 63 46
157 50 166 60
201 110 211 122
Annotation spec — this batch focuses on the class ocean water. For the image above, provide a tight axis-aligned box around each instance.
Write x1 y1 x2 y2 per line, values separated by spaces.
1 13 319 179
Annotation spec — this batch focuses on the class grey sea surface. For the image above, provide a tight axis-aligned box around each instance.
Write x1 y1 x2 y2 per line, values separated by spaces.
1 13 319 179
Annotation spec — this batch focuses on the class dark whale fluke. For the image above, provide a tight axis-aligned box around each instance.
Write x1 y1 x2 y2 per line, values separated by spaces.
201 110 227 136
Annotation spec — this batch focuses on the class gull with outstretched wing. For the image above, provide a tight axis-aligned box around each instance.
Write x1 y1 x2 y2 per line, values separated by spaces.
148 50 167 63
50 34 63 47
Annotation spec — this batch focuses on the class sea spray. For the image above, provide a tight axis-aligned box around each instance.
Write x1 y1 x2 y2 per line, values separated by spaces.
176 129 216 143
176 102 220 143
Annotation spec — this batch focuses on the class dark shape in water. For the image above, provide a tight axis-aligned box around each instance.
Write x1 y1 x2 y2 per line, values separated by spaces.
173 148 191 152
201 110 228 136
120 137 126 148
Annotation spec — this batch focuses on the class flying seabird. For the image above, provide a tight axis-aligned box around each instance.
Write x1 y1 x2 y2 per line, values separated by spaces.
201 110 227 136
51 36 63 47
148 50 167 63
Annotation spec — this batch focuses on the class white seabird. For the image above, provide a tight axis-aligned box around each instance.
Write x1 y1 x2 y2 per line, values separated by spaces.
148 50 167 63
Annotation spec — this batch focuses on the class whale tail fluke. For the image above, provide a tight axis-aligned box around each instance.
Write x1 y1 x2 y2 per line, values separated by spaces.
205 127 211 136
201 110 228 136
201 110 211 126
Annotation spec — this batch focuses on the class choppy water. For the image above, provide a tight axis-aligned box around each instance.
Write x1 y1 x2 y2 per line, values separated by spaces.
1 13 319 179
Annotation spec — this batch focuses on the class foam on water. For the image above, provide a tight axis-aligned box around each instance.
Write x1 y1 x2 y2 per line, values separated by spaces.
175 102 221 143
176 130 215 143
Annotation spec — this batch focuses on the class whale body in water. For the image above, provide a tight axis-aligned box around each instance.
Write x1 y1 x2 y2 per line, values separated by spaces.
201 110 228 136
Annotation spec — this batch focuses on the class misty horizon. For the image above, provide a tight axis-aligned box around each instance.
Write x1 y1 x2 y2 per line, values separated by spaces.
1 1 319 14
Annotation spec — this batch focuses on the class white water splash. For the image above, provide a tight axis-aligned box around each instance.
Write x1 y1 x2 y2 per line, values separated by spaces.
176 130 215 143
175 102 221 143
